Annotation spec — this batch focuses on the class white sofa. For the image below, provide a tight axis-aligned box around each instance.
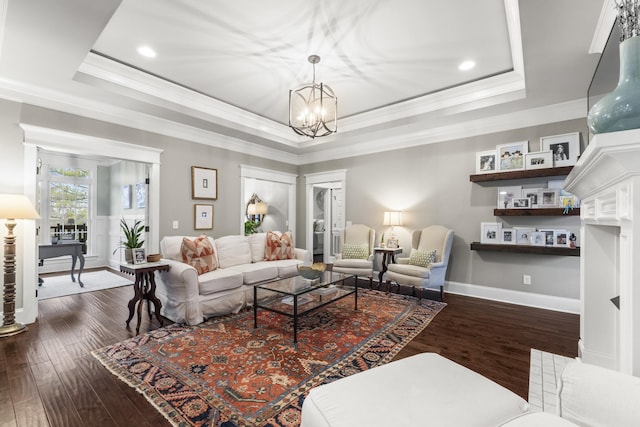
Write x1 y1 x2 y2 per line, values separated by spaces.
156 233 311 325
301 352 640 427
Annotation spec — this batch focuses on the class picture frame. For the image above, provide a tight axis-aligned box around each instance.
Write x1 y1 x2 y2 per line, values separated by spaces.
497 186 522 209
194 204 214 230
501 228 516 245
555 229 570 247
386 238 399 248
539 189 559 208
524 150 553 170
475 150 497 174
538 229 556 246
531 231 546 246
121 185 132 209
540 132 580 167
559 195 578 210
136 182 146 208
496 141 528 172
480 222 502 244
522 187 543 208
191 166 218 200
512 198 530 209
515 227 534 245
133 248 146 264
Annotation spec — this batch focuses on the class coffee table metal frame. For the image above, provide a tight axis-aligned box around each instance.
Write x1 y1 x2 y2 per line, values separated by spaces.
253 271 357 344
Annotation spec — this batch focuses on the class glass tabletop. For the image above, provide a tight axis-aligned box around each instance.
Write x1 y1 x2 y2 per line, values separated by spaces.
256 271 354 296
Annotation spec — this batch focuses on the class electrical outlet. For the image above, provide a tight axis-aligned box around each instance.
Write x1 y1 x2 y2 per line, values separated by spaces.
172 220 179 229
523 274 531 285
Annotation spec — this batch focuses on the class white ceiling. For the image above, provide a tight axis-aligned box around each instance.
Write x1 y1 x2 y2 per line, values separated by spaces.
0 0 612 165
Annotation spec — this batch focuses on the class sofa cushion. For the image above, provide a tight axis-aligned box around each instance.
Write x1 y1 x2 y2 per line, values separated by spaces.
265 231 294 261
197 269 244 295
181 234 217 275
341 243 369 260
256 259 303 278
215 235 252 269
387 262 430 278
408 249 436 268
227 262 278 285
500 413 578 427
248 233 267 262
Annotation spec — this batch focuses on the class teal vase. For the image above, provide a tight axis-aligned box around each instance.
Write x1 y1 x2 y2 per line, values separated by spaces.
588 36 640 134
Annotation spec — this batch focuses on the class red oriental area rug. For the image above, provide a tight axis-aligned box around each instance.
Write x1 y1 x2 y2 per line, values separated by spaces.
92 289 445 427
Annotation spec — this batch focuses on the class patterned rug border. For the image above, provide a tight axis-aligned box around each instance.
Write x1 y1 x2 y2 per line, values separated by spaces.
92 289 446 426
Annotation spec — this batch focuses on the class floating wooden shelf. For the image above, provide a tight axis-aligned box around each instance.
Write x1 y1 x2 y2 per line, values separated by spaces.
470 242 580 256
469 166 574 183
493 208 580 216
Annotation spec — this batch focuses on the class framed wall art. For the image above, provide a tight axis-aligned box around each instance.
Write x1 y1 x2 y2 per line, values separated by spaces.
475 150 497 174
515 227 534 245
540 132 580 167
512 198 530 208
480 222 502 244
522 187 543 208
136 182 146 208
192 166 218 200
497 141 528 172
501 228 516 245
497 186 521 209
539 189 559 208
524 151 553 170
121 184 132 209
194 204 214 230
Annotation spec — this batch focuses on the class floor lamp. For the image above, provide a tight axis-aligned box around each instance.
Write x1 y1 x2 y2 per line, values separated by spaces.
0 194 40 337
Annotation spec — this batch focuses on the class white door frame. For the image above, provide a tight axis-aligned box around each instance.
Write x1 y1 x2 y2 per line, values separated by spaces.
20 124 163 325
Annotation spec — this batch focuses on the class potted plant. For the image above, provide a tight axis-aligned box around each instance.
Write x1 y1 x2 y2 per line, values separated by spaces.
244 219 258 235
113 218 145 263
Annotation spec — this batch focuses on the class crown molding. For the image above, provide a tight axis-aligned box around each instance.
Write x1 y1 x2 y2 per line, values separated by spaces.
590 0 617 54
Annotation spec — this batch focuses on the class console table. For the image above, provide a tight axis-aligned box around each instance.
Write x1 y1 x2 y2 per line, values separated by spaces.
120 262 169 334
39 241 85 287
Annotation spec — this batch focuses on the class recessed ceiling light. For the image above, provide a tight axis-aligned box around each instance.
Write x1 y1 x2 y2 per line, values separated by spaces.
458 60 475 71
137 45 157 58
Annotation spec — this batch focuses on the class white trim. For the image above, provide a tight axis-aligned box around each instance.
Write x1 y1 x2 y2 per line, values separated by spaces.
305 170 347 258
240 165 297 184
445 280 580 314
0 0 7 63
589 0 617 54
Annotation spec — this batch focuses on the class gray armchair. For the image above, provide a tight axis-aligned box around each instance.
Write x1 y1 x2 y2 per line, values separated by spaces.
386 225 454 300
332 224 375 288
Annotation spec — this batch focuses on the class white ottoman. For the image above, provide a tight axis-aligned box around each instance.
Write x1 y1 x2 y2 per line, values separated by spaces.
301 353 529 427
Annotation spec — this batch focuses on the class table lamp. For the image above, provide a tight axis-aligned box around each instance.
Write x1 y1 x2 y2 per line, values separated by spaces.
383 211 403 238
0 194 40 337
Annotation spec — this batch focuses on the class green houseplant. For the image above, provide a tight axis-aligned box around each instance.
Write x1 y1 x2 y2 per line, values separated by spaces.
113 218 145 263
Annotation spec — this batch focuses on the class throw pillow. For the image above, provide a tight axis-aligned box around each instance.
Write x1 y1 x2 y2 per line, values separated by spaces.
341 243 369 260
181 234 217 275
408 249 436 268
264 231 294 261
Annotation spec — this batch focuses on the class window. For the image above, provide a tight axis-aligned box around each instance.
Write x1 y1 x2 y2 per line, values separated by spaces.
39 153 96 254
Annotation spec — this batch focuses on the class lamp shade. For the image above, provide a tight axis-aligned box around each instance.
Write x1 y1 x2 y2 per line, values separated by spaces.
247 204 257 215
255 202 268 215
383 211 403 226
0 194 40 220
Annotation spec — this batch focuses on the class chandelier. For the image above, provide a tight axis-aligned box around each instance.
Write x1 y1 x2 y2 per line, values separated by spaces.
289 55 337 138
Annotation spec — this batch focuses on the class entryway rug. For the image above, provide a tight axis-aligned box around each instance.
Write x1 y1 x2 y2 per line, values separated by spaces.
92 289 446 427
38 269 133 300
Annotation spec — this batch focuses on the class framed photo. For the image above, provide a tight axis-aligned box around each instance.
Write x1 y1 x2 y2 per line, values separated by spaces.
497 141 528 172
540 132 580 167
512 198 530 208
539 189 559 208
133 248 146 264
497 186 521 209
522 187 543 208
559 195 578 210
475 150 497 174
386 238 399 248
121 185 132 209
136 182 146 208
524 151 553 170
501 228 516 245
515 227 534 245
555 230 570 247
480 222 502 244
191 166 218 200
531 231 546 246
194 204 214 230
538 229 556 246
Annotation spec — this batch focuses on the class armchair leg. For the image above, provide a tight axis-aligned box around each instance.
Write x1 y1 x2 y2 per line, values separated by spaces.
385 279 390 293
368 276 373 289
440 285 444 302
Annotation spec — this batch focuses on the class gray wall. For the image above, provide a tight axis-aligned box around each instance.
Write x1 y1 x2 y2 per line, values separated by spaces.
297 119 587 299
0 98 584 303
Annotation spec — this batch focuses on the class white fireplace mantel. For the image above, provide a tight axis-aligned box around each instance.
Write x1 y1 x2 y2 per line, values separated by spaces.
565 129 640 376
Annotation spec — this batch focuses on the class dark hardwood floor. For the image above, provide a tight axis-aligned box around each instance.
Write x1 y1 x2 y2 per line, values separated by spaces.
0 279 579 426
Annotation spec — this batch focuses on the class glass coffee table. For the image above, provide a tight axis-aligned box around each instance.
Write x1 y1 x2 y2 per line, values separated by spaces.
253 271 357 344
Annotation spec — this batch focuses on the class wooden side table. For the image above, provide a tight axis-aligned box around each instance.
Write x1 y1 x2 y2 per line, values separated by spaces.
120 262 170 334
374 247 403 285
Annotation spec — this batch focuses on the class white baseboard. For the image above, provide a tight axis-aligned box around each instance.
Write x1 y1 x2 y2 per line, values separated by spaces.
444 281 580 314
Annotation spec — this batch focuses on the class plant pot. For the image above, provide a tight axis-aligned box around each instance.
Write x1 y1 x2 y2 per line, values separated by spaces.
588 36 640 134
124 248 134 264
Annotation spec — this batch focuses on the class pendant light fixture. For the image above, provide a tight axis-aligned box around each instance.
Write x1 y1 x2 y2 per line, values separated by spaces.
289 55 337 138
